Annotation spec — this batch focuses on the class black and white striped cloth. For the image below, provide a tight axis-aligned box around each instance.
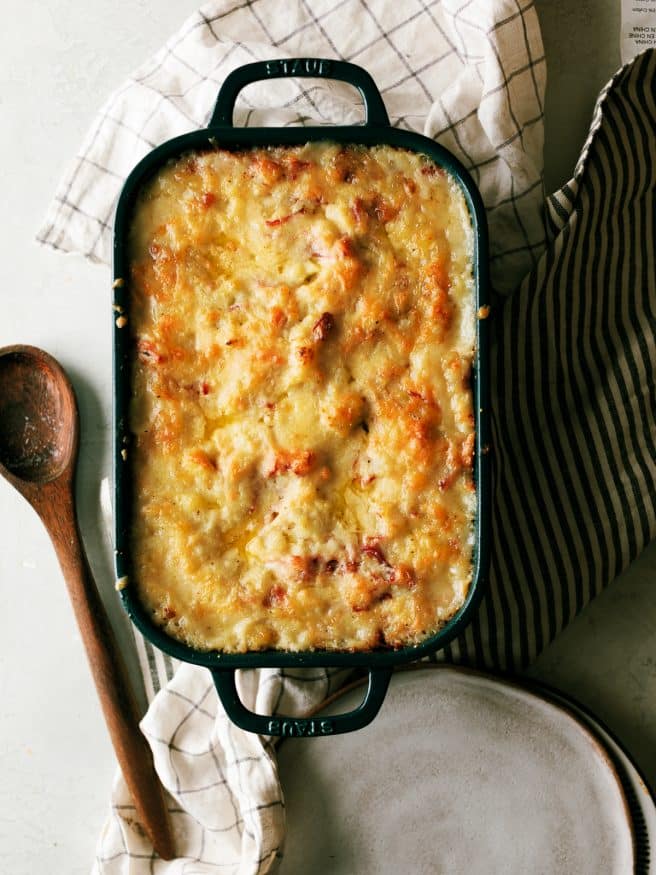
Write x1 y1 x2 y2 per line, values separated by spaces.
450 49 656 669
38 2 655 872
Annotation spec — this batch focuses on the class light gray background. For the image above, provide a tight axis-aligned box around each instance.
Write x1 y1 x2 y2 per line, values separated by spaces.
0 2 653 873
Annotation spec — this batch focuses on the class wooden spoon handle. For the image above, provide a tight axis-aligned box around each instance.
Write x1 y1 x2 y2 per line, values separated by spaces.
39 483 175 860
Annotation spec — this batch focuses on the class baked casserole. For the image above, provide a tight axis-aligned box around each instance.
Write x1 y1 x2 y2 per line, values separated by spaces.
127 142 476 653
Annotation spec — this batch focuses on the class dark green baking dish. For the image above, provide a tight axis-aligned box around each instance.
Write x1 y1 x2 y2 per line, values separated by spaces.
112 58 490 737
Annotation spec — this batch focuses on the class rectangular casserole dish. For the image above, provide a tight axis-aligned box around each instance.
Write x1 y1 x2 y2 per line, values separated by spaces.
113 58 490 737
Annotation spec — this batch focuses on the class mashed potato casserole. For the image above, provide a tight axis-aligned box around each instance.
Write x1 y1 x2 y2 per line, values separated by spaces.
127 143 476 653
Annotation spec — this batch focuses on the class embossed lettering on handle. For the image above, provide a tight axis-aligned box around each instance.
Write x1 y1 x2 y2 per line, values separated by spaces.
209 57 390 128
265 58 333 78
212 667 392 736
267 718 335 737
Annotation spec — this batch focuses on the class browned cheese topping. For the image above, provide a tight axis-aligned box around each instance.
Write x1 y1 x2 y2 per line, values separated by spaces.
128 143 476 652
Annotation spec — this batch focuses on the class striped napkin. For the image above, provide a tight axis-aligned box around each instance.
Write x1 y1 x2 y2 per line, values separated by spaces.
37 1 656 872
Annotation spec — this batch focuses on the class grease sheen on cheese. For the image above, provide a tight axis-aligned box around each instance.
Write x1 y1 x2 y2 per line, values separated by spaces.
128 143 476 653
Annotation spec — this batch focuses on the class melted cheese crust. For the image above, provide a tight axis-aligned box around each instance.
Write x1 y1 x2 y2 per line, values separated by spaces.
127 143 476 652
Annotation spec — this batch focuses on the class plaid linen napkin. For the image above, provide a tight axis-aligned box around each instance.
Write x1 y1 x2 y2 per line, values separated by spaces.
37 1 656 872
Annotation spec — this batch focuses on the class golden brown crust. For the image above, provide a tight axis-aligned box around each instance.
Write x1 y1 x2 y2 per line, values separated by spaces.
128 143 476 653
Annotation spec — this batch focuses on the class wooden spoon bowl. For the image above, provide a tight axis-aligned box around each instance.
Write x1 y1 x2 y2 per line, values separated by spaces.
0 346 76 484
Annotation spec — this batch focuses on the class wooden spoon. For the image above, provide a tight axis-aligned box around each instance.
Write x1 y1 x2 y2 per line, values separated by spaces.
0 344 174 860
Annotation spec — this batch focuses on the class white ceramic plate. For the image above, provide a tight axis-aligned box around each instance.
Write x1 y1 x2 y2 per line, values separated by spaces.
276 666 636 874
540 684 655 873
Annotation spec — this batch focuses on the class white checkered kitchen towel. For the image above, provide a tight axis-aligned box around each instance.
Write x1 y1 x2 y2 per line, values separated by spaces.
37 1 656 872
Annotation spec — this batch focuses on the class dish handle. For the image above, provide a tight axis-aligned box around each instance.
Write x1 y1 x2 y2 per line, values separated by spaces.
209 57 390 128
211 666 392 737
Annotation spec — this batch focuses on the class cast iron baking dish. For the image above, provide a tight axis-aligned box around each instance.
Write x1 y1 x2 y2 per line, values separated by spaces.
113 58 490 737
